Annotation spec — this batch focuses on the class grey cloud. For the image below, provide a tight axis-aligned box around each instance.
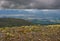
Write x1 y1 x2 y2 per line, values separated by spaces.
0 0 60 9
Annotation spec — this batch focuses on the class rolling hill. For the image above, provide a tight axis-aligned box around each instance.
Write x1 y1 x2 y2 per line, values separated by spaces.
0 18 33 27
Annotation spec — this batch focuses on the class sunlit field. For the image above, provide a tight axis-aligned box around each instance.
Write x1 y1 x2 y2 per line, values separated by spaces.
0 25 60 41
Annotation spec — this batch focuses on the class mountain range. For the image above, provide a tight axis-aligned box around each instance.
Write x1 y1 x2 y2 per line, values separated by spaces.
0 9 60 24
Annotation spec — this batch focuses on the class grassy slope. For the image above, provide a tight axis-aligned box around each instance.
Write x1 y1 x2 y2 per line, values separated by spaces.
0 18 33 27
0 25 60 41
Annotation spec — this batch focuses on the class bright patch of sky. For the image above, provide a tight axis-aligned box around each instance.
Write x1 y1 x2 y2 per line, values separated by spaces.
0 9 60 17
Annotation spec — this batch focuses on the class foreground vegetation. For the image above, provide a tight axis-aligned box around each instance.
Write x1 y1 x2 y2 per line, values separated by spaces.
0 25 60 41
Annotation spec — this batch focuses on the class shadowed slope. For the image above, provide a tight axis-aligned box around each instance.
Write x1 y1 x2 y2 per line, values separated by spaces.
0 18 33 27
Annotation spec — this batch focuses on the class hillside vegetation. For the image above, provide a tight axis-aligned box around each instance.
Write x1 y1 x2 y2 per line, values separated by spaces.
0 25 60 41
0 18 33 27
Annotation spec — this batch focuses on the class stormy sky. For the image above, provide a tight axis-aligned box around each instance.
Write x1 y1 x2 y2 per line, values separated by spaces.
0 0 60 9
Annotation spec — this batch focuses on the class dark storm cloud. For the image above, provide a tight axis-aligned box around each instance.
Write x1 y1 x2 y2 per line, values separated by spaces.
0 0 60 9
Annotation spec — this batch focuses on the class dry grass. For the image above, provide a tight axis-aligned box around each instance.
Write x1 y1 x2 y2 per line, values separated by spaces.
0 25 60 41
